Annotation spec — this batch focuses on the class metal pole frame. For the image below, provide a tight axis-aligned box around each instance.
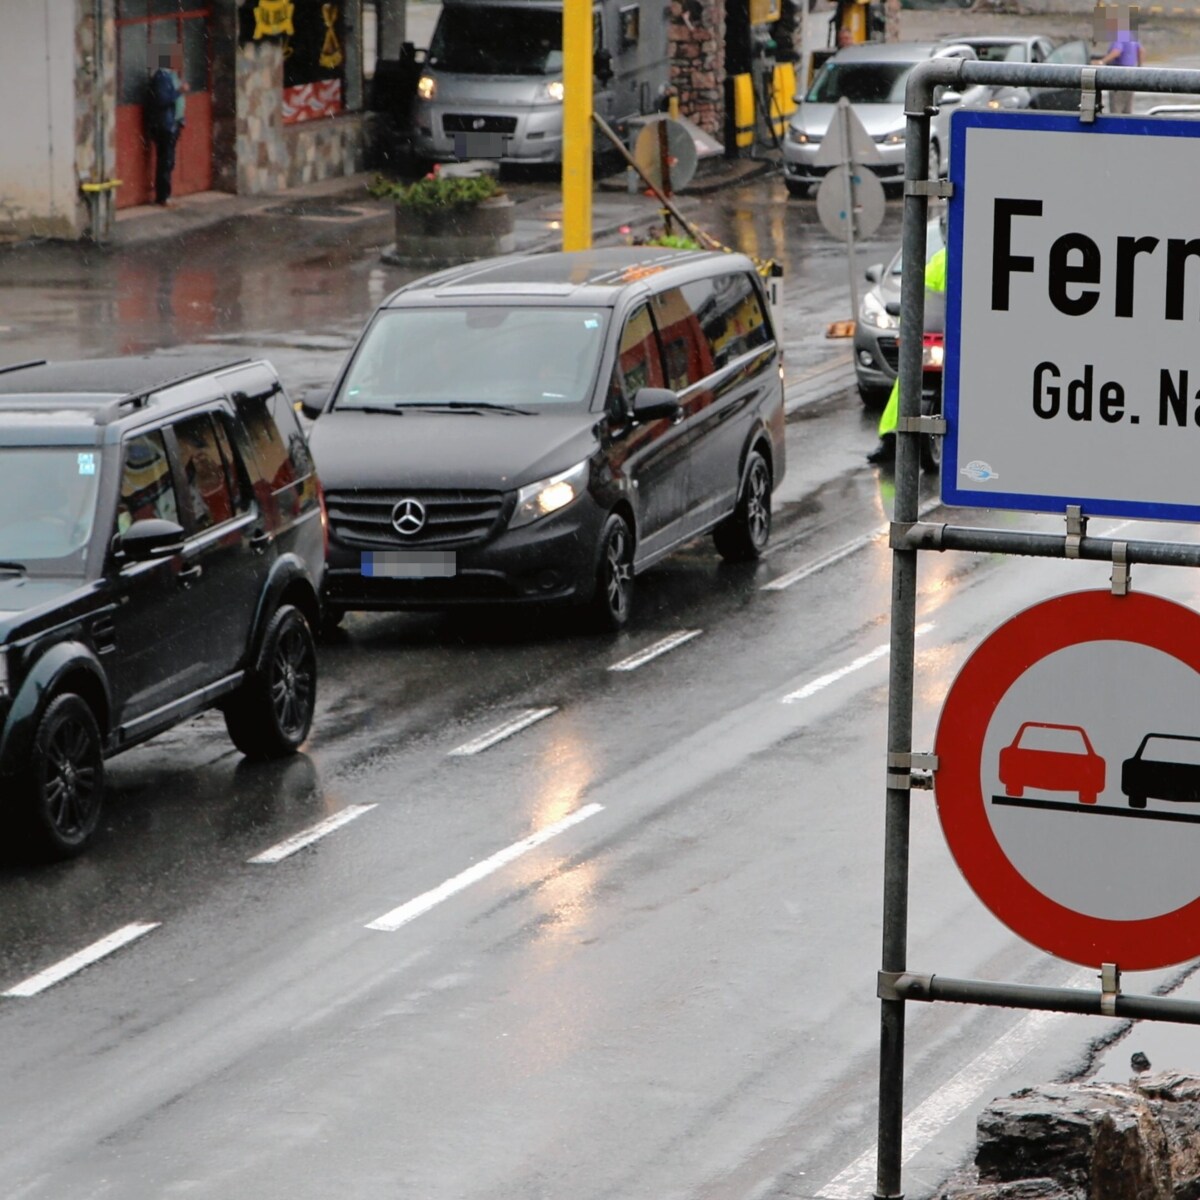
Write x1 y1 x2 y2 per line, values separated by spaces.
875 57 1200 1200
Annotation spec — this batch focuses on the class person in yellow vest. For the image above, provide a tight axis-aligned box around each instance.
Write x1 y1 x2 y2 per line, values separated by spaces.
867 245 948 465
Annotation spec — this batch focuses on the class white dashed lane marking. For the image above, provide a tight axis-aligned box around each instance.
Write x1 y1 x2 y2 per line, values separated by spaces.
366 803 605 932
447 707 558 757
608 630 703 672
247 804 377 864
2 922 160 998
781 623 935 704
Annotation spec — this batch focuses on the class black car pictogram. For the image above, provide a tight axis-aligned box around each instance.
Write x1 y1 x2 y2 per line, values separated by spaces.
1121 733 1200 809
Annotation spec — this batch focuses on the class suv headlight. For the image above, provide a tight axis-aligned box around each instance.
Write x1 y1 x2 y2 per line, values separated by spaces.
860 290 898 331
417 74 437 101
539 79 565 102
509 461 588 530
786 126 811 145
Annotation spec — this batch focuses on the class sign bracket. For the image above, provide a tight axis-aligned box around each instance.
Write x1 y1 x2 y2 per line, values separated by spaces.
1064 505 1088 559
1080 66 1100 124
1100 962 1121 1016
1111 542 1131 595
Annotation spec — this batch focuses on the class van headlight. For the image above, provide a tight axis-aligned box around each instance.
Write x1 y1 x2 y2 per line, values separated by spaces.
540 80 565 103
786 127 811 144
509 461 588 529
417 74 437 101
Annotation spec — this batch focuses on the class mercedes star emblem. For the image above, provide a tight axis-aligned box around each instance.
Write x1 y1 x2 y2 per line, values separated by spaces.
472 117 486 130
391 498 426 536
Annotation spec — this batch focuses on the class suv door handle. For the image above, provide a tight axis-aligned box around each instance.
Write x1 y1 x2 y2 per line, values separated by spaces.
178 563 203 586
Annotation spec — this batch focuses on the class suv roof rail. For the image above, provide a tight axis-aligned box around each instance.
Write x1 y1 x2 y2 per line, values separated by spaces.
0 359 48 376
95 356 255 425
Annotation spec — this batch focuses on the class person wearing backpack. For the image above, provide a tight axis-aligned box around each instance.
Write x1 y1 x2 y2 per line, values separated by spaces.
146 47 188 207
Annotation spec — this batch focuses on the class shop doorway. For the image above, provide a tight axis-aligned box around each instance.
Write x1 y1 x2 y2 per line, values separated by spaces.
115 3 213 208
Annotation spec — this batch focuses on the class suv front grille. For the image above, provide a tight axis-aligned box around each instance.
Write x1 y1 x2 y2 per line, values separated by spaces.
442 114 518 134
325 488 507 548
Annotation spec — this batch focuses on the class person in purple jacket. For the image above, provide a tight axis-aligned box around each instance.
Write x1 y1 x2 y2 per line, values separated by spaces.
1093 7 1144 114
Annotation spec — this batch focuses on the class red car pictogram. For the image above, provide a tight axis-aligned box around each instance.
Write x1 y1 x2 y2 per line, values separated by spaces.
999 721 1106 805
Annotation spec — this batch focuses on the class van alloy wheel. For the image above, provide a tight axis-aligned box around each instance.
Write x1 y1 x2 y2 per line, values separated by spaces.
588 514 634 631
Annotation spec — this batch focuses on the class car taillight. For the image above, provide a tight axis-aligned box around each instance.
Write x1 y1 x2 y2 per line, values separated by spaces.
922 333 944 371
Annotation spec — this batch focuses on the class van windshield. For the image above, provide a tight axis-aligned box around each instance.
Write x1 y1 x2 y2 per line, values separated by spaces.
429 6 563 75
336 307 610 411
805 61 914 104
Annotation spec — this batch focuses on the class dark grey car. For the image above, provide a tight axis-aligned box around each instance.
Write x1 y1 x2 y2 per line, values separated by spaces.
305 248 786 631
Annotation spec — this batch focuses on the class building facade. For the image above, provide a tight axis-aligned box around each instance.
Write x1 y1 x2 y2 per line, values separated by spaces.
0 0 404 242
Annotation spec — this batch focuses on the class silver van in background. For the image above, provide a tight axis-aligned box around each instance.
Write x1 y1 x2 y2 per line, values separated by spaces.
411 0 669 164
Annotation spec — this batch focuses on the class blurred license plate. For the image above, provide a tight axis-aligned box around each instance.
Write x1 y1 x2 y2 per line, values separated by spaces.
361 551 456 578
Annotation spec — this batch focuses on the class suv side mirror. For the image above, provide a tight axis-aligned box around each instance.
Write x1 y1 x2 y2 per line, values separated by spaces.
118 518 185 562
594 48 614 84
865 263 884 284
632 387 681 422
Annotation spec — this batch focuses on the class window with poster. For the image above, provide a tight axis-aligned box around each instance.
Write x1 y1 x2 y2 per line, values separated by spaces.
283 0 346 124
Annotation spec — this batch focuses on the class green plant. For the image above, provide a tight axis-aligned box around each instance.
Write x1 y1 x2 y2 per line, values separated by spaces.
369 172 499 214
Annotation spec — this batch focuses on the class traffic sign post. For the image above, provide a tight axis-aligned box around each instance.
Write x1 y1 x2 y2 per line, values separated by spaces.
815 98 884 319
871 42 1200 1200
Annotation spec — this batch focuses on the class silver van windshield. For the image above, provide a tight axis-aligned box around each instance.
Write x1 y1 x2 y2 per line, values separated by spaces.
337 307 609 410
429 7 563 76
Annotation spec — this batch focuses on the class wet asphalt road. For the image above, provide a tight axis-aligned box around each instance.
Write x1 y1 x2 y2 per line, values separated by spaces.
1 179 1198 1199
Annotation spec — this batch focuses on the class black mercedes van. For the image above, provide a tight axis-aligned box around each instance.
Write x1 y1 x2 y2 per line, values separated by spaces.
305 247 786 631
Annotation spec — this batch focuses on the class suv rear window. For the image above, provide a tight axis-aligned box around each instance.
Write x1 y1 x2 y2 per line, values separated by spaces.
221 365 318 520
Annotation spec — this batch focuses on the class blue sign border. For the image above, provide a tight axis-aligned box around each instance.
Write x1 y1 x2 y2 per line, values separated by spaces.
943 108 1200 522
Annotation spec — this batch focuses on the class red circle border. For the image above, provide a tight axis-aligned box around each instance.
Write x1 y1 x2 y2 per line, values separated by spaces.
934 589 1200 971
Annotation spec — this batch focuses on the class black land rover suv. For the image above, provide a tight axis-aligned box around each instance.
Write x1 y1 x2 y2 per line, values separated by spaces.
0 356 325 859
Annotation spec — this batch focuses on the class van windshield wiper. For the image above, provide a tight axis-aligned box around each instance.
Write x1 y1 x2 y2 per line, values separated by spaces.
340 404 407 416
0 560 27 575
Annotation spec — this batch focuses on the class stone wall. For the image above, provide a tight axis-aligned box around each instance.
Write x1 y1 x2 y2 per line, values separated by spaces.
935 1075 1200 1200
668 0 726 137
235 39 289 196
283 115 366 188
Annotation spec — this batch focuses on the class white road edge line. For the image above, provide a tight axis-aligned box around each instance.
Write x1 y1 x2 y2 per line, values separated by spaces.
609 629 703 672
761 498 944 592
366 802 605 932
781 622 935 704
448 706 558 757
815 966 1096 1199
2 922 161 999
247 804 377 864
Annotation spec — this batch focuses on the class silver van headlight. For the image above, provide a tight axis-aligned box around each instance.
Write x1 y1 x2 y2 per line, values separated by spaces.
510 461 588 529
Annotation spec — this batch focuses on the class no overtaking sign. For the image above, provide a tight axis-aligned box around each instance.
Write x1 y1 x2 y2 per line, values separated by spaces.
944 110 1200 521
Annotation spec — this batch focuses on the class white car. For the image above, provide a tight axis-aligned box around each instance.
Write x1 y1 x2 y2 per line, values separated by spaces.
783 41 976 197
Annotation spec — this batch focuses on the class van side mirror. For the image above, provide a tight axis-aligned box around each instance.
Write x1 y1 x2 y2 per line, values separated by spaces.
594 48 614 84
632 387 681 422
865 263 883 284
939 88 963 106
118 518 185 562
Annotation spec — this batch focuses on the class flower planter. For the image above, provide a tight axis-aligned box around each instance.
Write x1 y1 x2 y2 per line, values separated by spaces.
385 195 516 266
